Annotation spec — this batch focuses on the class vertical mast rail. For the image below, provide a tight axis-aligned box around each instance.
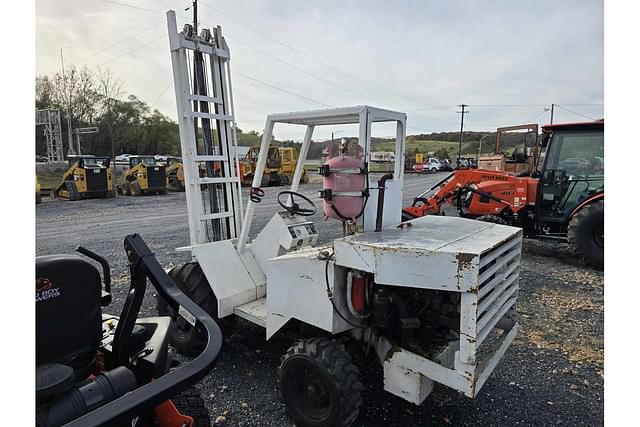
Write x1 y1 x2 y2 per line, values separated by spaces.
167 10 241 248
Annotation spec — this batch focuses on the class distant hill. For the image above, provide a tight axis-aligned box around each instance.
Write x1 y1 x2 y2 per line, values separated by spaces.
233 128 537 160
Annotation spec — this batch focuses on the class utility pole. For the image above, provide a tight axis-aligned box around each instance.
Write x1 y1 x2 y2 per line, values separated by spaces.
457 104 468 167
478 135 490 162
192 0 198 35
60 48 75 155
550 103 555 124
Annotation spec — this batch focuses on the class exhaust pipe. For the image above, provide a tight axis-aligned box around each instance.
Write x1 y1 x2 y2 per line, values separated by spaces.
375 174 394 232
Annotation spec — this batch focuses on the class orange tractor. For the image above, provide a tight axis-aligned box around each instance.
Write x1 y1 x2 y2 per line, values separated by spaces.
403 121 604 268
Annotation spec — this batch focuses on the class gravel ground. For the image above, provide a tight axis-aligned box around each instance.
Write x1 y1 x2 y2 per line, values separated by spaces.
36 172 604 426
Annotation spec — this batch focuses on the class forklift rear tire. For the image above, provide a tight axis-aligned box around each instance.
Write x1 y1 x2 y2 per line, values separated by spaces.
158 262 228 356
279 338 362 427
131 181 143 197
170 386 211 427
568 200 604 270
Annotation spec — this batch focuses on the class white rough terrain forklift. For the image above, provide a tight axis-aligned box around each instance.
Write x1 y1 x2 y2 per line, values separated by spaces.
162 10 523 426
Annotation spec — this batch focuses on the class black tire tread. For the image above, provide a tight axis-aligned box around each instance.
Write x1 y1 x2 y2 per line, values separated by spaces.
170 386 211 427
157 262 220 356
131 180 142 196
568 199 604 269
279 338 363 427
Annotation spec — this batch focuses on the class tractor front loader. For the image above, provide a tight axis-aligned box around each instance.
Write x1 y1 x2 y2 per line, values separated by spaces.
119 155 168 196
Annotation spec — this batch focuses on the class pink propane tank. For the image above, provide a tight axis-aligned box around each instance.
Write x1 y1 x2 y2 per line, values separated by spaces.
320 142 367 222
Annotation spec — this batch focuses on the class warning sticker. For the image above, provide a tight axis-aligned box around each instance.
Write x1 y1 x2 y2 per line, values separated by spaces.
178 305 196 327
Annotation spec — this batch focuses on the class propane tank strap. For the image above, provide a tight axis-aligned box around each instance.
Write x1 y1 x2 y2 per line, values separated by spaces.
318 165 367 177
320 189 369 200
249 187 265 203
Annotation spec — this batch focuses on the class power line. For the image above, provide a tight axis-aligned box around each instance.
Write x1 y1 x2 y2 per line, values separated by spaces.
69 20 163 67
233 71 332 108
198 0 439 108
227 35 370 101
149 82 173 109
97 33 167 67
555 104 598 121
524 109 550 123
100 0 164 14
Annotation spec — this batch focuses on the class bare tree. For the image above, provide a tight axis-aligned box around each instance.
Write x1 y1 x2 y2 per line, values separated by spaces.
35 76 55 109
96 67 124 159
51 65 99 124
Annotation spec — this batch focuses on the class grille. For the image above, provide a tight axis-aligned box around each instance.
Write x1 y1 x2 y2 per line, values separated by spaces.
475 235 521 346
85 168 108 191
147 166 166 189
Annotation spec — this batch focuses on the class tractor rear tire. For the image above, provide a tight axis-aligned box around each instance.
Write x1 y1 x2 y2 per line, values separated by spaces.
568 200 604 269
157 262 228 356
476 215 508 225
279 338 363 427
131 180 143 196
170 386 211 427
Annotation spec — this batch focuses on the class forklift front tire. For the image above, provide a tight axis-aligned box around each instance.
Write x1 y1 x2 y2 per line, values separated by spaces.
279 338 362 427
158 262 225 356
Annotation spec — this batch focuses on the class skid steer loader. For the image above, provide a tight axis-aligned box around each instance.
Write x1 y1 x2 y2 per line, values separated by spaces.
159 12 524 426
165 156 185 191
119 155 168 196
54 155 114 201
36 234 222 426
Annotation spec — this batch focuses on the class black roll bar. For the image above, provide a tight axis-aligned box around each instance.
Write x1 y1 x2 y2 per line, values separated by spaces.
66 234 222 427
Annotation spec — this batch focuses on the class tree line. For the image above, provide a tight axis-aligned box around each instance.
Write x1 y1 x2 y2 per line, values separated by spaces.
36 66 184 157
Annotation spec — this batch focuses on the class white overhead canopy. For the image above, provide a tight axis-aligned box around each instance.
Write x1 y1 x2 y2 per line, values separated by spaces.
266 105 406 126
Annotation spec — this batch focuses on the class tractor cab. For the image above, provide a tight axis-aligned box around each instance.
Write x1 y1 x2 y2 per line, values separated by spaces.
536 121 604 227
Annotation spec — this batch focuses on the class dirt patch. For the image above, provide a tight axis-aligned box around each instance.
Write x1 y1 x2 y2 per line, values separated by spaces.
517 277 603 372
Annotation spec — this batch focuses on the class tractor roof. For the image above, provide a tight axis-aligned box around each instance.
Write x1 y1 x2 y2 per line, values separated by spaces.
542 120 604 133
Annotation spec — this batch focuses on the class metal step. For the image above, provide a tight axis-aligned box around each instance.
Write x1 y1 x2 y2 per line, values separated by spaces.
234 297 266 328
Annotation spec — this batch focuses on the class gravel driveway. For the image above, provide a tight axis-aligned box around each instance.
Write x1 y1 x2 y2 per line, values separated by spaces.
36 172 604 426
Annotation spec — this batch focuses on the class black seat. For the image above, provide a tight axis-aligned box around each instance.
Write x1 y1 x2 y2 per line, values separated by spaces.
36 255 103 372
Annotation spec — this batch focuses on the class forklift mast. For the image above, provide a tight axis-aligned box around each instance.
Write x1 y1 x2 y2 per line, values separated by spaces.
167 10 243 247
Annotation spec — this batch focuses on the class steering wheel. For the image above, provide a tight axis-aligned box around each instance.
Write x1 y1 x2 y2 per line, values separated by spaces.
277 190 317 216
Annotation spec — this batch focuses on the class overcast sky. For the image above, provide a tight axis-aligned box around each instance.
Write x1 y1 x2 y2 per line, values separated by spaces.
36 0 604 141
